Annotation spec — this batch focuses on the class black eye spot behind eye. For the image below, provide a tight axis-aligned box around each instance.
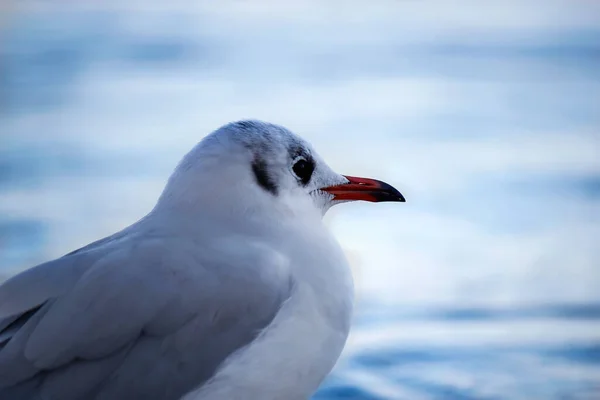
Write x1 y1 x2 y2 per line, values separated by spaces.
252 157 277 195
292 158 315 185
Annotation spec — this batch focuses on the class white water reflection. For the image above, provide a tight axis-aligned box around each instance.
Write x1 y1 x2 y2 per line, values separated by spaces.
1 1 599 398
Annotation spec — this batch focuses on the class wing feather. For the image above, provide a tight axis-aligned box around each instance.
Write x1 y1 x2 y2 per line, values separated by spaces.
0 234 291 400
25 245 176 368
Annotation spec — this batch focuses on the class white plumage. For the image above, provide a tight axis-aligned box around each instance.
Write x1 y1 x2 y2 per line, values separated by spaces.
0 120 403 399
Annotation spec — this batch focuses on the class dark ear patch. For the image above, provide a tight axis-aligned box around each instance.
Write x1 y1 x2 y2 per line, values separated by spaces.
252 158 277 195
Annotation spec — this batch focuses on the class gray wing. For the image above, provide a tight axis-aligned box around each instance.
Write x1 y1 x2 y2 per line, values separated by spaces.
0 226 132 326
0 236 292 400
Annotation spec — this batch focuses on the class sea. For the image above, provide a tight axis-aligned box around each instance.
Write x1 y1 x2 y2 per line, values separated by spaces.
1 1 599 399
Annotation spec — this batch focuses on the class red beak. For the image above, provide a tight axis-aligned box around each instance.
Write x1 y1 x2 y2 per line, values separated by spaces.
321 175 405 203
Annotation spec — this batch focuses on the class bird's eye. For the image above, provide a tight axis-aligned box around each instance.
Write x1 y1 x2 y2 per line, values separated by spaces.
292 157 314 185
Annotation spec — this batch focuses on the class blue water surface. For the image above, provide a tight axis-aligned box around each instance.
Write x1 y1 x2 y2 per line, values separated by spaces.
1 2 599 399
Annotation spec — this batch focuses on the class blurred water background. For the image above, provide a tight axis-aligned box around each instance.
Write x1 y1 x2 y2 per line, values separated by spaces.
1 1 599 399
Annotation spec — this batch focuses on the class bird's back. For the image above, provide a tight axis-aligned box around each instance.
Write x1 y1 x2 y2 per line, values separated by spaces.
0 220 292 400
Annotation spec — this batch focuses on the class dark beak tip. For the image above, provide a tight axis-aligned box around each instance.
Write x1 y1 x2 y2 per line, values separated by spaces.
384 192 406 203
395 189 406 202
378 182 405 203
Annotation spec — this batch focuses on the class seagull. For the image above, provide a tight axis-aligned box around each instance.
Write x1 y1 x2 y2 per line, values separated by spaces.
0 120 404 400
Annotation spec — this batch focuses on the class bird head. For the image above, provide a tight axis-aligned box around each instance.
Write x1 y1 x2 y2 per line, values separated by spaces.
157 120 404 219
